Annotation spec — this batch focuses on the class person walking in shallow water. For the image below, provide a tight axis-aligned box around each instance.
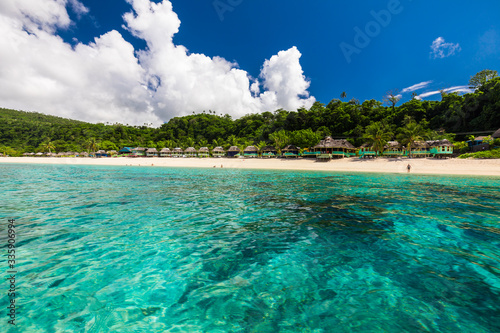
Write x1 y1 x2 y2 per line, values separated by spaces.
407 163 411 173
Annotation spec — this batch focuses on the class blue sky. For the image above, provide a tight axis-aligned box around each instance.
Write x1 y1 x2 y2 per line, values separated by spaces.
1 0 499 125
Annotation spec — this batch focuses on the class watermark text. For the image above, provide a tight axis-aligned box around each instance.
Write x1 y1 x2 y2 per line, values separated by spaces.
6 219 17 325
340 0 412 64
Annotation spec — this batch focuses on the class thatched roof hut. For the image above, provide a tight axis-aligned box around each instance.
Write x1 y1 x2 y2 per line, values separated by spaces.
184 147 197 157
492 128 500 139
79 152 89 157
410 141 431 157
244 146 258 152
227 146 241 157
173 147 183 156
282 145 300 158
159 148 171 157
212 146 226 157
145 148 158 157
312 137 356 158
413 141 430 149
427 139 454 158
283 144 299 152
261 145 277 157
385 141 402 149
313 137 355 150
95 150 108 157
132 147 146 157
426 139 453 147
35 152 44 156
198 147 210 157
243 146 259 157
261 145 277 153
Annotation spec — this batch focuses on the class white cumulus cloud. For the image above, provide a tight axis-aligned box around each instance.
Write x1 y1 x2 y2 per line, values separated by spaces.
430 37 461 59
0 0 315 126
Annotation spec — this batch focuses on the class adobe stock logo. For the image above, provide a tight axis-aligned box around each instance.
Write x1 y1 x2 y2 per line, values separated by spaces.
340 0 411 64
213 0 243 22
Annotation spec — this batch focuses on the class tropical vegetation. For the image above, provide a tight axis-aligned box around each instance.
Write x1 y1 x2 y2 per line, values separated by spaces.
1 71 499 157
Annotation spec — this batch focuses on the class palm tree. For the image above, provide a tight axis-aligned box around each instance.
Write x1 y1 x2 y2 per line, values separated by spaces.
256 141 267 157
340 91 347 99
269 130 290 155
362 122 393 156
198 139 208 148
269 130 289 155
185 137 195 149
43 141 55 154
86 137 99 155
397 119 426 158
211 139 220 149
165 140 175 149
227 135 238 148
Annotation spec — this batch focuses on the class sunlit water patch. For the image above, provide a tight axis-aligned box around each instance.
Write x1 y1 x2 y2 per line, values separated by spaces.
1 163 500 332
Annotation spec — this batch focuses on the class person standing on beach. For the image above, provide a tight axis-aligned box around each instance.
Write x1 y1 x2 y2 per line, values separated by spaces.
407 163 411 173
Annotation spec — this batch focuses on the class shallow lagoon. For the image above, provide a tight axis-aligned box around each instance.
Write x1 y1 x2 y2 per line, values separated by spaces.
1 163 500 332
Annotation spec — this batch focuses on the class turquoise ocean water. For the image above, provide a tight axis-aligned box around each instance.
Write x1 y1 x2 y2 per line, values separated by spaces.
1 163 500 332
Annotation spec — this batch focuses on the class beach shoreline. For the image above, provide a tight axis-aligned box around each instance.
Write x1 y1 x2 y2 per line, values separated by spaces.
1 156 500 176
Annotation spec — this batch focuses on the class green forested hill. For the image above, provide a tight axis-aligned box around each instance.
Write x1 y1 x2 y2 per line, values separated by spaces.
1 75 499 155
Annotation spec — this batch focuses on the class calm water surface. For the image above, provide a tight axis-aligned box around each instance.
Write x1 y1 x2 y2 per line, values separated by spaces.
1 163 499 332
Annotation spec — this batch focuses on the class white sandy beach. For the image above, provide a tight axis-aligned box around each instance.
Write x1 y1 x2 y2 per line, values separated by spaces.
1 156 500 176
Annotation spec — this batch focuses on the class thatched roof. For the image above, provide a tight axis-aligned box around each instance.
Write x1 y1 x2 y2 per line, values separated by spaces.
426 139 453 147
133 147 146 151
244 145 258 152
283 144 300 152
35 152 44 156
173 147 183 152
79 152 89 156
185 147 197 153
385 141 402 149
160 148 171 152
360 143 372 149
146 148 158 152
314 137 355 149
212 146 226 153
412 141 430 149
228 146 240 152
261 145 277 152
314 136 354 149
493 128 500 139
198 147 210 153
